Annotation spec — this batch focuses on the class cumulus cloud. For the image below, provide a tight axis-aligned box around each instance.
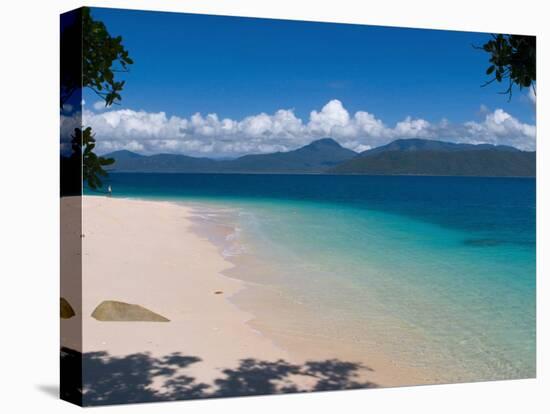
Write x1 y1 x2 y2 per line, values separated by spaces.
463 109 536 149
60 110 81 156
478 104 489 115
93 101 107 111
81 99 536 157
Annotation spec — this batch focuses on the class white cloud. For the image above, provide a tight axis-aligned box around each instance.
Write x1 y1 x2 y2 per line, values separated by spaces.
81 99 536 156
60 111 81 156
308 100 351 136
393 117 432 138
463 109 536 149
93 101 107 111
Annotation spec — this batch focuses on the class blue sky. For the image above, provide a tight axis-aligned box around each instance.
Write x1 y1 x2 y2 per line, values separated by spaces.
79 7 536 156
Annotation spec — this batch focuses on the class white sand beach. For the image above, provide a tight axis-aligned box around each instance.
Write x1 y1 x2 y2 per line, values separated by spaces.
61 196 424 398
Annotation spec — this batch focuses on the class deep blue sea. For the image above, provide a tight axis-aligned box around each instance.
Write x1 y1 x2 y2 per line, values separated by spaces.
90 173 536 382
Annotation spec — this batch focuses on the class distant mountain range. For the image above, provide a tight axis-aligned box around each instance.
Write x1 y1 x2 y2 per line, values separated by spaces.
329 139 536 176
105 138 535 177
105 138 356 173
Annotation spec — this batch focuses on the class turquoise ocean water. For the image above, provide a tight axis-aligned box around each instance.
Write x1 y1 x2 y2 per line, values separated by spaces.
90 173 536 382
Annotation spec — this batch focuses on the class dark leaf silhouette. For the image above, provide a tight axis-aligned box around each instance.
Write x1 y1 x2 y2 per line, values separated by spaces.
478 34 535 100
61 8 132 193
70 127 115 190
61 7 133 108
60 347 377 406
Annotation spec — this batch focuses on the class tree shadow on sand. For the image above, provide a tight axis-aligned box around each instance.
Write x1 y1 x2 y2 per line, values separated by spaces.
61 347 377 406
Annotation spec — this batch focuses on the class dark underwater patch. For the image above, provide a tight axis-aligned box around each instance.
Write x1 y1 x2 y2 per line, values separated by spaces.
463 238 504 247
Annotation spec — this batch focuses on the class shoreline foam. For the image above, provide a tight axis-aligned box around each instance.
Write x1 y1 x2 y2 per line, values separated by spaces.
185 199 428 387
62 195 434 392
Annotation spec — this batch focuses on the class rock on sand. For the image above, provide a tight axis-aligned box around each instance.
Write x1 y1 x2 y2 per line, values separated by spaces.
91 300 170 322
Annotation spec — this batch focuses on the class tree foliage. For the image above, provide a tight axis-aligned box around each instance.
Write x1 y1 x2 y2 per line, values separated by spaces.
82 7 133 107
481 34 536 100
71 127 115 189
61 7 133 192
61 7 133 108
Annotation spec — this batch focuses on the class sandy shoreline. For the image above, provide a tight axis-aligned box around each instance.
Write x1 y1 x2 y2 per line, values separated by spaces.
61 195 425 398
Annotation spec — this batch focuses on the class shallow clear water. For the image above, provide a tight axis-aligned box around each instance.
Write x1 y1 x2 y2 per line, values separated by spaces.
89 173 536 382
